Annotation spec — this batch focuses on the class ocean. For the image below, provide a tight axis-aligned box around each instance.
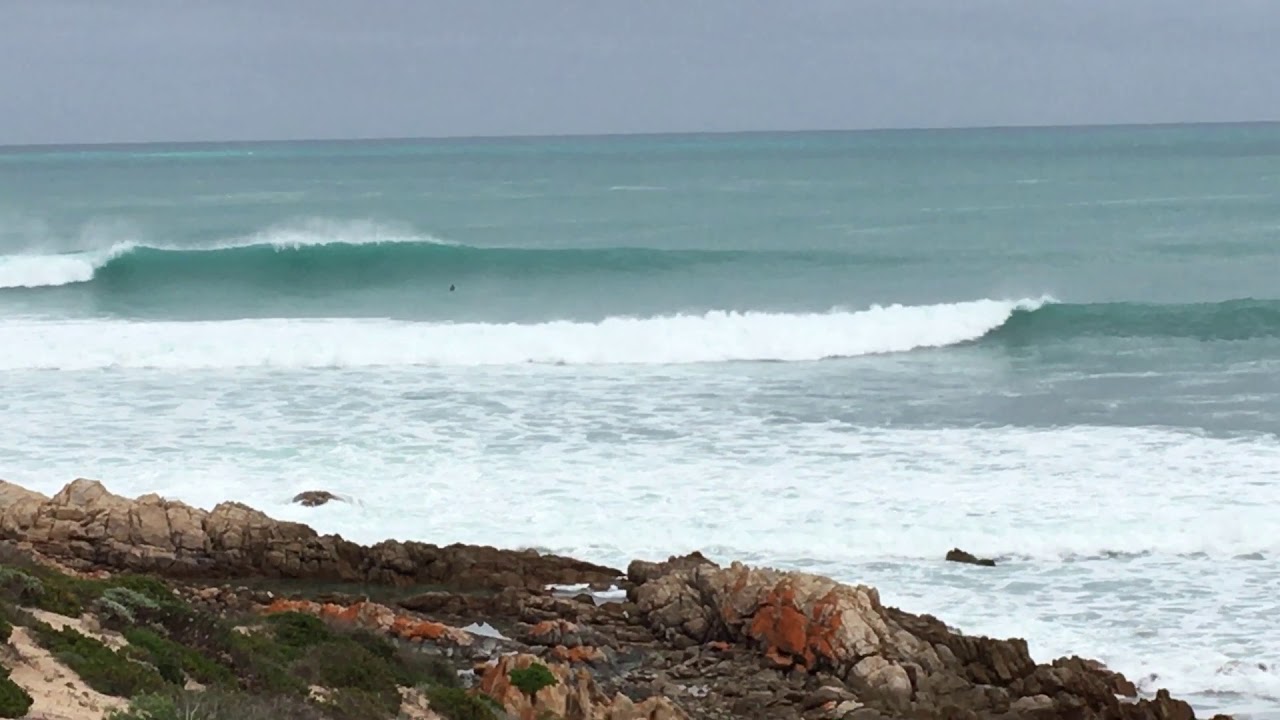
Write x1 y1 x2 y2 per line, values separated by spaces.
1 125 1278 717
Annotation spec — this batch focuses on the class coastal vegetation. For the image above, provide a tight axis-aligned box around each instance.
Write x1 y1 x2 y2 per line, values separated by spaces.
0 552 494 720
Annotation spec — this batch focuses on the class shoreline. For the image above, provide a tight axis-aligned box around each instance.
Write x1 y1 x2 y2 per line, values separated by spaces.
1 478 1232 719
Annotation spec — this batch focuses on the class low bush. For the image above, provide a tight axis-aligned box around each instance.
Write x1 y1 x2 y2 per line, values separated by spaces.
106 688 328 720
425 686 499 720
0 668 33 719
290 641 399 713
29 621 168 698
265 611 334 656
123 627 235 686
509 662 558 703
95 586 163 626
318 687 399 720
223 628 308 696
0 568 43 605
397 650 459 689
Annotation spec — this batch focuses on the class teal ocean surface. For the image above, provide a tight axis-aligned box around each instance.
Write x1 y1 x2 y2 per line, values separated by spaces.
2 126 1278 716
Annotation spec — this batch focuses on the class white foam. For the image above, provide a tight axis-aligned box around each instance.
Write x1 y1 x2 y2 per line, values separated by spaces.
224 218 455 250
0 297 1050 370
0 244 137 289
547 584 628 603
5 363 1280 716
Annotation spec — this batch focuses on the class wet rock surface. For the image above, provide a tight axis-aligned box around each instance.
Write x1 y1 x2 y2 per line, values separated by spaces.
944 548 997 567
291 490 343 507
1 479 1232 720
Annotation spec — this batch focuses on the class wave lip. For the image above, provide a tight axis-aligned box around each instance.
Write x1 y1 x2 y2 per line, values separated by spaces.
0 297 1049 370
0 242 136 289
0 219 448 290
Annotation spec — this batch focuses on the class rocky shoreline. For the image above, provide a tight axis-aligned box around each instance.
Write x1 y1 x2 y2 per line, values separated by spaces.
1 479 1229 719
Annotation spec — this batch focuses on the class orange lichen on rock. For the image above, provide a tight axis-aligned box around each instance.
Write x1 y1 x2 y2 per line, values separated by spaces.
549 644 605 664
478 653 687 720
529 619 575 637
262 597 471 646
744 580 845 669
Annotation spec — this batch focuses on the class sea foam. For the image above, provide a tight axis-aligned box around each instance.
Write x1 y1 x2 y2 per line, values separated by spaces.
0 297 1051 370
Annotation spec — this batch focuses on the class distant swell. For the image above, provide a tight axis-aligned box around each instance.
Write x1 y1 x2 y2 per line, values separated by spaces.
0 298 1048 370
986 298 1280 343
0 234 906 292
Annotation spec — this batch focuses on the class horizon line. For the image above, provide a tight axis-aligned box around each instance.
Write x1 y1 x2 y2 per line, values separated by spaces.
3 118 1279 151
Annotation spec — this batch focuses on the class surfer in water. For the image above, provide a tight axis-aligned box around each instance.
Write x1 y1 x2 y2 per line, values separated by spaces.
449 284 455 292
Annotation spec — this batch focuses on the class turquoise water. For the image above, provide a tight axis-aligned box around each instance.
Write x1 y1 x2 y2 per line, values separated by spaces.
2 126 1279 716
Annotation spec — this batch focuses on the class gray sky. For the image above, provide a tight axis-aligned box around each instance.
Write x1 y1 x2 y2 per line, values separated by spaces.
2 0 1278 145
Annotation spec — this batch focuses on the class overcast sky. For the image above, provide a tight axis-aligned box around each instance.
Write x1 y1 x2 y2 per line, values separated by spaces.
2 0 1278 145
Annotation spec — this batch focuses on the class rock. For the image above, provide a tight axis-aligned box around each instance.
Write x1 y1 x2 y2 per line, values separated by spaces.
291 490 342 507
945 548 996 567
0 479 1226 720
630 560 1206 719
477 652 688 719
627 551 717 586
0 478 620 590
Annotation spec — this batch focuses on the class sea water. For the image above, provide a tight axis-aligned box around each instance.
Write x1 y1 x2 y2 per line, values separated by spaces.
1 126 1278 717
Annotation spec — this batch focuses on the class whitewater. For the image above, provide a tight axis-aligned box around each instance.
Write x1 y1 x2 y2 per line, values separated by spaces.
3 126 1280 717
0 297 1051 369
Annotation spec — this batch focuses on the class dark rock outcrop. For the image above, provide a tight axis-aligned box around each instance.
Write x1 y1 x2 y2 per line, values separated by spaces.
291 490 342 507
0 479 620 591
945 548 996 567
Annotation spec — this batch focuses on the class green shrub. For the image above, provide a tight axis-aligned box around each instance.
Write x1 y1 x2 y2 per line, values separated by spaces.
0 668 33 719
223 629 307 696
509 662 557 703
0 562 176 619
29 621 167 698
95 586 163 626
123 627 235 686
0 568 43 604
107 688 327 720
19 568 97 616
0 615 10 643
318 687 398 720
265 612 334 656
107 575 177 607
105 692 179 720
397 650 459 689
425 686 498 720
290 641 399 713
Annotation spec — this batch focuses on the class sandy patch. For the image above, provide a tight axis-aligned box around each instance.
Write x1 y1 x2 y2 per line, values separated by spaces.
23 608 129 651
2 626 125 720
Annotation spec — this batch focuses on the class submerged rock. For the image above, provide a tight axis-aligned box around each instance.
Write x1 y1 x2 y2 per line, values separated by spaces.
945 547 997 567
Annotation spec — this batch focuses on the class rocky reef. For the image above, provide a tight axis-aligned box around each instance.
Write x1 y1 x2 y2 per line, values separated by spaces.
0 478 1229 720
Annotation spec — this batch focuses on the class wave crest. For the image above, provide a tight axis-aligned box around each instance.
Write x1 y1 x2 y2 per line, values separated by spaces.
0 297 1049 370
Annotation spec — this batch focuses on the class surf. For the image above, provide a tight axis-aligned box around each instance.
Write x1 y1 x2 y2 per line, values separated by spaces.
0 218 924 292
0 297 1050 370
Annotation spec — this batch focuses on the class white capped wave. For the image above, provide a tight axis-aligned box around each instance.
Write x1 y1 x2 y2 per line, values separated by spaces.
0 243 135 289
0 218 452 289
0 297 1051 370
226 218 454 250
